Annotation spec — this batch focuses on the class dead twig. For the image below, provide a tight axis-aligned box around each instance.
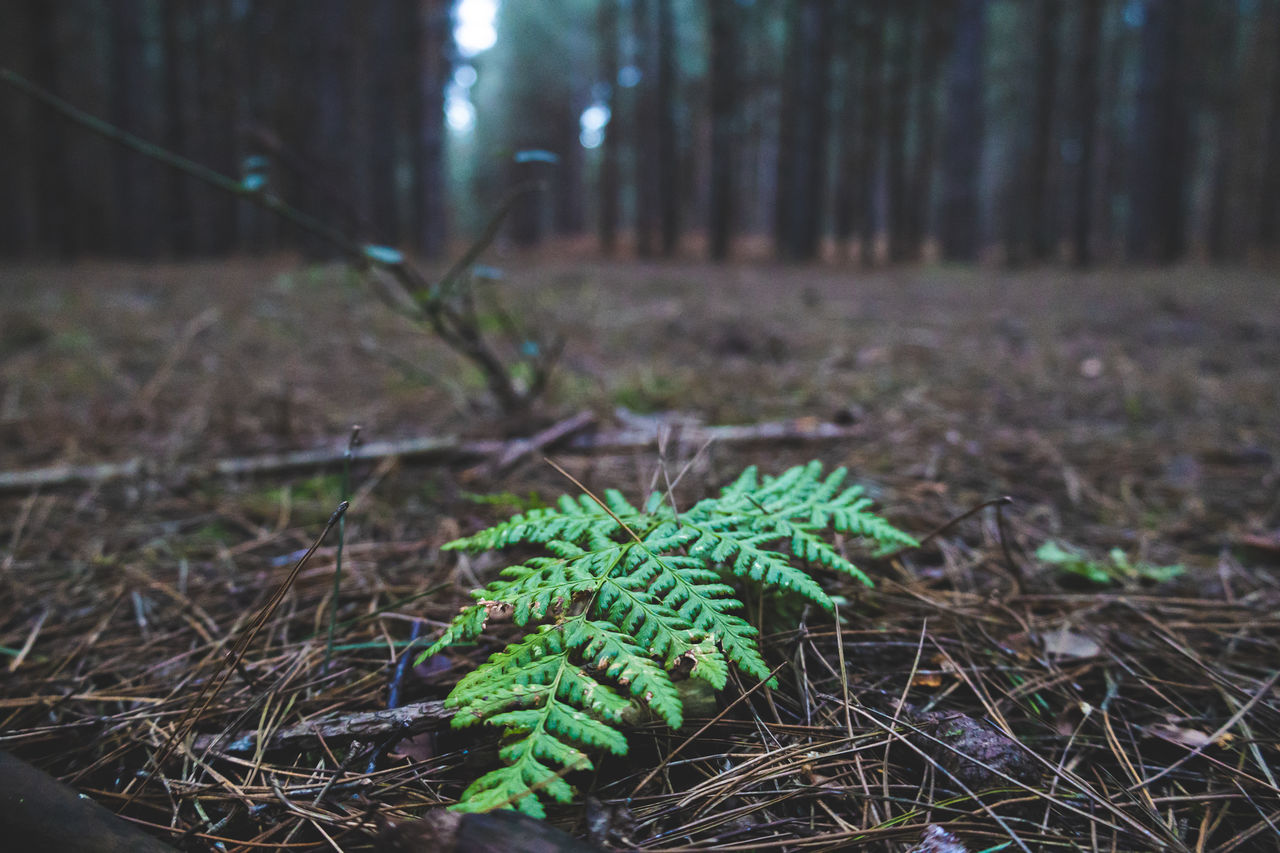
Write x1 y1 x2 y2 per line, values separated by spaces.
189 699 450 756
461 410 598 482
0 417 864 494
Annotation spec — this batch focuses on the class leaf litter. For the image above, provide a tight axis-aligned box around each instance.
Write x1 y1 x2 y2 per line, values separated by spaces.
1 260 1278 850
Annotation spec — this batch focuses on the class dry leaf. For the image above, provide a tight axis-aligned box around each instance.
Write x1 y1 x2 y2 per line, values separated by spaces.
911 672 944 688
1038 627 1101 659
906 823 969 853
1145 723 1214 749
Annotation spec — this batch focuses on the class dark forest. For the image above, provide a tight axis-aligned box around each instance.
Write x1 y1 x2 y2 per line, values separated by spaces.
2 3 1279 852
4 0 1279 264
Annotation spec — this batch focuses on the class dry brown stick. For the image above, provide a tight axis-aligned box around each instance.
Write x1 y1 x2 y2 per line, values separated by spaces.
191 699 450 755
0 436 485 493
0 418 863 494
461 409 597 482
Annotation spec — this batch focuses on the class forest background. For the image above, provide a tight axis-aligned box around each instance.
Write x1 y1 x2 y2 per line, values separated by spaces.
4 0 1280 267
3 2 1280 851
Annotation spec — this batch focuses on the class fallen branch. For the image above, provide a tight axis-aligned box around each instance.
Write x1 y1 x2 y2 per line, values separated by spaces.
460 409 598 482
191 699 450 755
0 418 864 495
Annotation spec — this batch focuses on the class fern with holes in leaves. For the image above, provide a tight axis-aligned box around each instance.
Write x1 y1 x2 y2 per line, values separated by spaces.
420 461 916 817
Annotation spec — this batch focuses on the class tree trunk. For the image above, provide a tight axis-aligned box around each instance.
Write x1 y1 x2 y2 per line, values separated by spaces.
905 6 949 261
597 0 620 254
367 0 399 244
885 1 917 264
109 0 154 258
1127 0 1189 263
1071 0 1102 267
1203 0 1239 262
1098 1 1127 260
160 1 193 256
773 1 797 257
775 0 831 262
238 0 273 253
707 0 737 261
0 2 42 255
656 0 680 255
349 0 400 246
1001 1 1034 268
202 2 240 254
1259 6 1280 254
310 0 351 256
632 0 657 257
830 4 859 258
939 0 986 261
1027 0 1060 262
555 96 587 236
857 5 886 265
412 0 449 257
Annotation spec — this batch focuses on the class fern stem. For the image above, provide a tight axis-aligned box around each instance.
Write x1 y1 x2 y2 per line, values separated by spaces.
323 427 360 676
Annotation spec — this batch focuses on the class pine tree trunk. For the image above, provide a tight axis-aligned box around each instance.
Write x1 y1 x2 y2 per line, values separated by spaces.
1028 0 1060 262
939 0 986 261
598 0 620 254
1259 7 1280 254
1203 0 1239 262
707 0 737 261
656 0 680 255
857 6 885 265
1 2 46 255
1127 0 1189 263
555 96 586 236
1071 0 1102 267
885 1 917 264
775 0 831 262
366 0 398 244
203 2 241 254
906 7 949 261
109 0 153 258
412 0 448 257
633 0 657 257
160 1 193 256
830 4 859 258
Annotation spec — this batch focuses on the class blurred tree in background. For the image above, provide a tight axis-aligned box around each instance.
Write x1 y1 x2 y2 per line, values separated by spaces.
2 0 1279 265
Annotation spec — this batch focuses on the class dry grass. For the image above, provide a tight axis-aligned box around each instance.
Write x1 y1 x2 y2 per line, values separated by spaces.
1 257 1278 850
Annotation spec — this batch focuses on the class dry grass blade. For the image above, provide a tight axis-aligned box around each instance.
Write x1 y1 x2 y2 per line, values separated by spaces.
122 501 349 809
2 261 1278 849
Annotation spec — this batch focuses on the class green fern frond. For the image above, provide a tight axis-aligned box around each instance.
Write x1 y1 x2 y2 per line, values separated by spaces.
684 636 729 689
571 620 683 728
423 461 915 816
686 526 833 605
419 602 488 659
622 546 773 682
593 575 700 667
443 623 631 818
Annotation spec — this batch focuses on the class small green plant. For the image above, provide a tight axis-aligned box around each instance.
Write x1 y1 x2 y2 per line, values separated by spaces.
461 490 549 514
1036 540 1184 586
421 461 916 817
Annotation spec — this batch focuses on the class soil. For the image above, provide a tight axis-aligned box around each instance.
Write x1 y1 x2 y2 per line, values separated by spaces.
1 255 1278 851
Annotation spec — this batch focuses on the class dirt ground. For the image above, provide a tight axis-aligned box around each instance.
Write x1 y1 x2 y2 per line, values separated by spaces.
1 256 1278 851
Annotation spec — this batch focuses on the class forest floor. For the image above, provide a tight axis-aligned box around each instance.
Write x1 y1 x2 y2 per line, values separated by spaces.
1 256 1278 851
